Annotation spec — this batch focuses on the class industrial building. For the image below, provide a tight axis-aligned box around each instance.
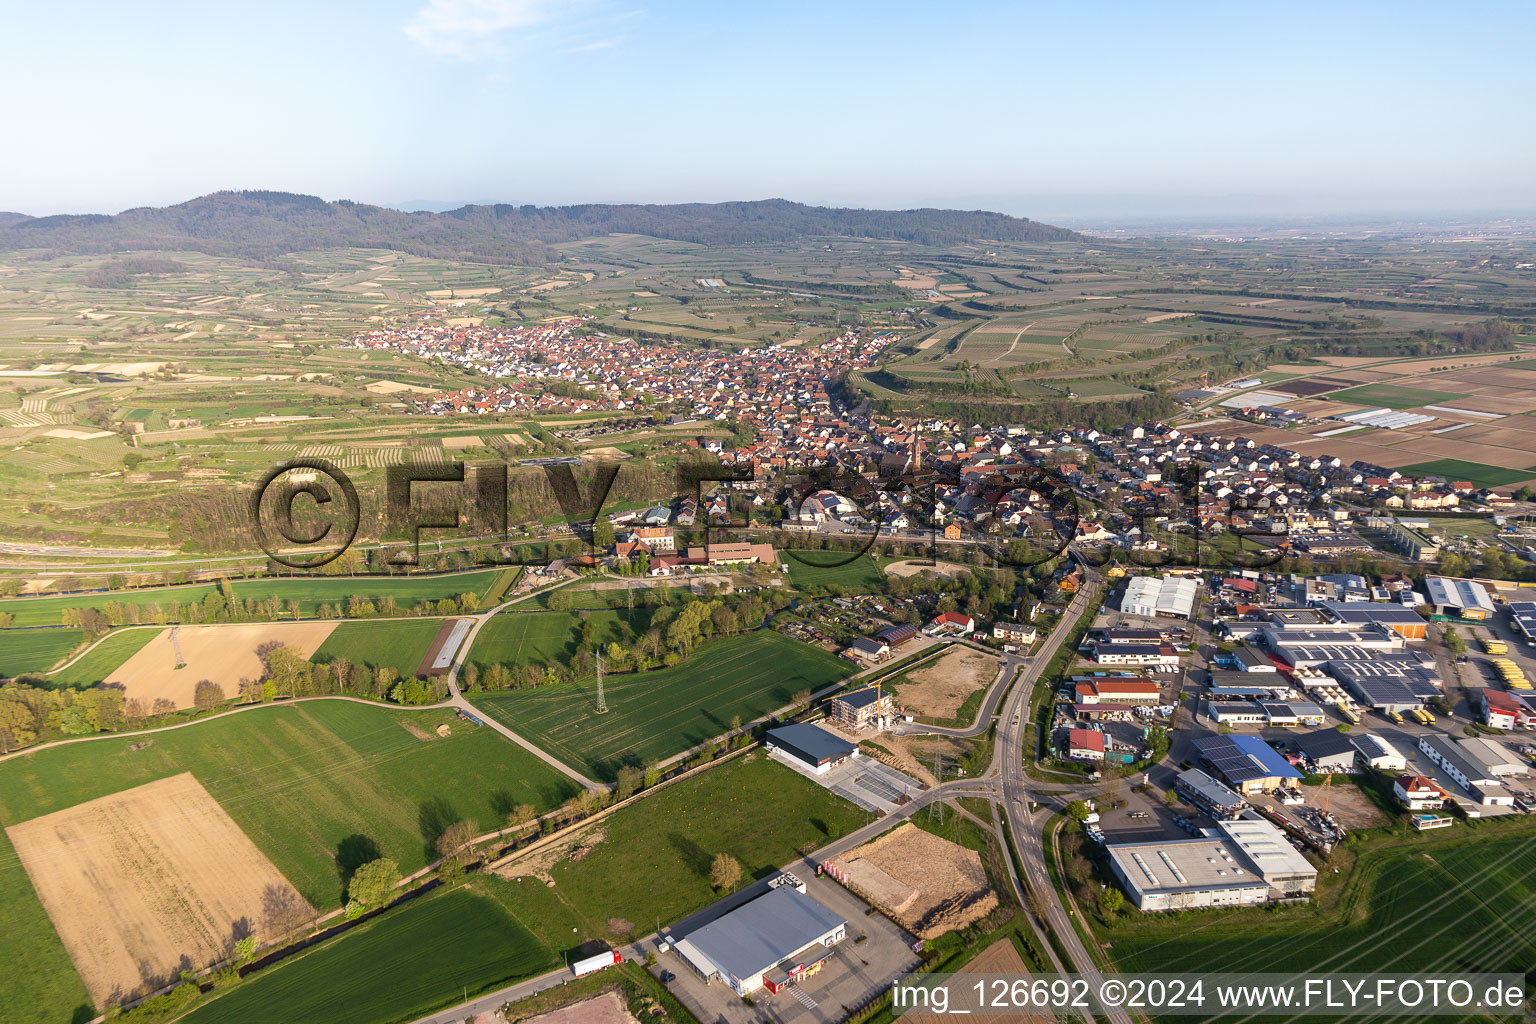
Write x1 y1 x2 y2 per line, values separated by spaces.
1193 734 1303 793
1481 689 1533 730
1314 601 1429 640
1423 576 1496 620
841 637 889 664
1508 601 1536 642
668 882 847 996
1174 768 1247 818
1073 677 1160 704
1107 816 1316 912
1067 728 1106 761
765 724 857 775
1353 733 1407 771
1121 575 1199 619
1294 729 1358 770
1417 735 1522 806
1090 642 1181 666
876 623 919 648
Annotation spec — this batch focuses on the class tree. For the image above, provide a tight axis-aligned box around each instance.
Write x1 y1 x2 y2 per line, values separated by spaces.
1163 788 1179 806
547 588 573 612
592 517 615 551
615 764 643 800
709 852 742 891
436 819 476 866
1098 886 1124 916
347 857 400 910
1065 799 1091 822
233 935 257 964
506 803 538 832
193 680 226 710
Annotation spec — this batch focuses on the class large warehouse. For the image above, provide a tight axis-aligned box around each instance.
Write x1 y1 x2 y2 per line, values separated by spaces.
1423 576 1496 620
1193 734 1302 793
765 724 857 776
1120 576 1199 619
1107 817 1316 911
669 883 847 996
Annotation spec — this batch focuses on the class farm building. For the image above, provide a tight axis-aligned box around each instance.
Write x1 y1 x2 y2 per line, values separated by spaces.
1067 728 1105 761
668 883 846 996
766 724 857 776
877 623 919 648
1423 577 1495 620
828 685 895 731
1394 775 1451 810
925 612 974 636
1193 734 1302 794
1120 576 1199 619
1107 817 1314 912
841 637 889 664
1174 768 1247 819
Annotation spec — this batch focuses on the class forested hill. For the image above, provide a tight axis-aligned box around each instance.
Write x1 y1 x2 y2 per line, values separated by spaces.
0 191 1079 263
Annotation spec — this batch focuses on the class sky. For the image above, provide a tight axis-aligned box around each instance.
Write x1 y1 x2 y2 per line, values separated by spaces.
3 0 1533 222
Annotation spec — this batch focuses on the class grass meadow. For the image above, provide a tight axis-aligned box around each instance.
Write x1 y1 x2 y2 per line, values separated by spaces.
180 884 553 1024
1394 458 1536 488
470 631 849 779
310 618 447 678
0 627 85 677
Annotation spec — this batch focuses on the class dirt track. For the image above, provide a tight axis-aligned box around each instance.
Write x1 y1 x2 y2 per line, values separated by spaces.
7 772 311 1006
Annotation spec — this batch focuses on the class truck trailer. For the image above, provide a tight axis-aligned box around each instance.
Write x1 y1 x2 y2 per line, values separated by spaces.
572 950 623 977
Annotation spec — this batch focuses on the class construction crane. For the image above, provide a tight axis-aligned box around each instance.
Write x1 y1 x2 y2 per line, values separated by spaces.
1313 774 1332 816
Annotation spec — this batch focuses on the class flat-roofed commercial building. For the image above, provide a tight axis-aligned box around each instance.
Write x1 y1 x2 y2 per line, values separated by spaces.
668 883 847 996
1107 817 1315 912
1121 576 1199 619
1315 601 1428 640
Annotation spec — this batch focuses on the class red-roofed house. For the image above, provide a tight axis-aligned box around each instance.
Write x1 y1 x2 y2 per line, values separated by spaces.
1393 775 1451 810
1481 689 1531 730
1067 728 1106 762
926 612 974 636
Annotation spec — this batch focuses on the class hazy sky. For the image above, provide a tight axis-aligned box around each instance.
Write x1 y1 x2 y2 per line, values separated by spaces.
3 0 1532 220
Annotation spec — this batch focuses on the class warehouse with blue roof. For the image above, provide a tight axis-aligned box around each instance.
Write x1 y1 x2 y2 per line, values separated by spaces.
1193 734 1302 794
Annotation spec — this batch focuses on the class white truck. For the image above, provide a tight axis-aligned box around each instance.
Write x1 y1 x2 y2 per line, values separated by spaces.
572 950 623 978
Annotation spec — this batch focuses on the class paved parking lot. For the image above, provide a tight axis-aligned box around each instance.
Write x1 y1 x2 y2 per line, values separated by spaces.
768 749 924 815
653 873 920 1024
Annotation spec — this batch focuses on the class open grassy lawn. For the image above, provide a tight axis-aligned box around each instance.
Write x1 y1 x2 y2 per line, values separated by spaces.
310 618 446 678
1102 825 1536 992
783 550 886 590
47 626 160 687
485 753 870 947
463 607 656 674
1394 458 1536 488
0 702 580 911
0 627 84 677
1329 382 1467 409
182 884 554 1024
0 568 509 628
470 631 848 779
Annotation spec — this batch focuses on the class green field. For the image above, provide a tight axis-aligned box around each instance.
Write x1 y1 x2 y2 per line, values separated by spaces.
46 626 160 686
311 618 447 678
463 607 655 674
1330 382 1467 409
1394 459 1536 488
783 550 886 590
0 627 84 677
471 631 849 779
0 569 509 628
182 884 553 1024
479 753 869 947
0 702 579 910
1102 827 1536 1002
